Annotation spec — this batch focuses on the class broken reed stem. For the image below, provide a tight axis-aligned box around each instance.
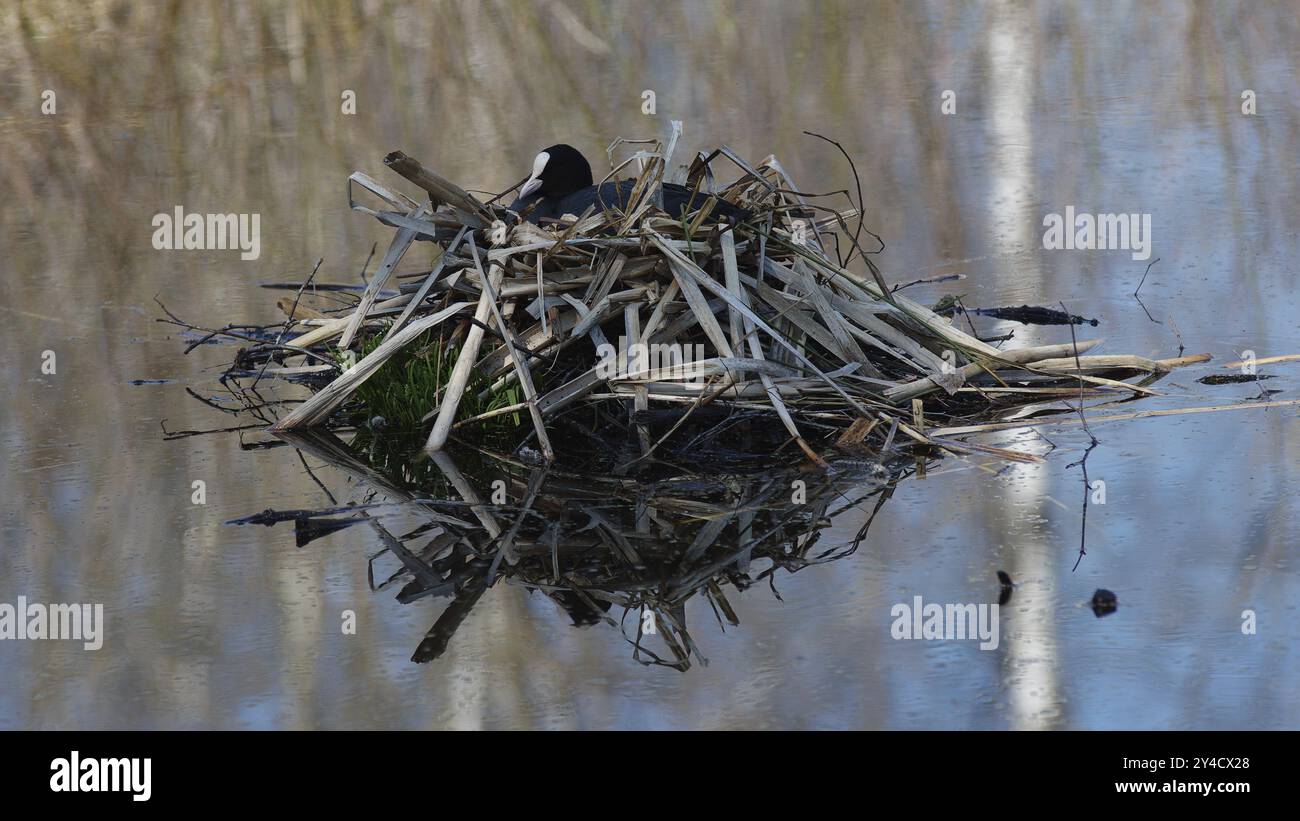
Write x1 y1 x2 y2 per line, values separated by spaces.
383 151 492 227
425 266 504 452
930 398 1300 437
467 238 554 462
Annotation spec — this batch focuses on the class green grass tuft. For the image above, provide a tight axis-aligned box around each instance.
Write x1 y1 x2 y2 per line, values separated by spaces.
333 329 526 432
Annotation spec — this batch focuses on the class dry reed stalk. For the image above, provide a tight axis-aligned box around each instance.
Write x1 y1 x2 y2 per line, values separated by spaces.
425 266 505 452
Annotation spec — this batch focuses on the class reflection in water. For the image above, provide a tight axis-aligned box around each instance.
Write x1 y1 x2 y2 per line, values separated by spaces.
264 427 912 671
984 1 1060 731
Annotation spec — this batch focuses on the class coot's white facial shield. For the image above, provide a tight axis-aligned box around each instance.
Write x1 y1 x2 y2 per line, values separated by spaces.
519 151 549 198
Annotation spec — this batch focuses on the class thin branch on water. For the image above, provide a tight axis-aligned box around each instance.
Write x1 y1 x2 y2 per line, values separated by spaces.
1133 256 1160 296
1060 300 1099 572
252 258 323 389
160 419 268 439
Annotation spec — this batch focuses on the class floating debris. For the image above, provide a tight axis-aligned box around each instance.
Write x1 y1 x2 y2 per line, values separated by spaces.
225 504 385 526
997 569 1015 606
1090 588 1119 617
951 304 1100 327
293 515 368 549
1197 373 1275 385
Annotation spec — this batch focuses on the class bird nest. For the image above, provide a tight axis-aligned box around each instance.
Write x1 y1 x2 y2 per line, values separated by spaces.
213 129 1206 468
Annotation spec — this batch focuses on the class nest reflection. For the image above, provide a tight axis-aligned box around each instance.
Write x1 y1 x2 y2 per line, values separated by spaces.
262 428 916 671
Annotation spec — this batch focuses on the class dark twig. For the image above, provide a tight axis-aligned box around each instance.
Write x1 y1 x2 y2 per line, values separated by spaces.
1060 300 1099 571
1133 256 1160 296
252 258 323 389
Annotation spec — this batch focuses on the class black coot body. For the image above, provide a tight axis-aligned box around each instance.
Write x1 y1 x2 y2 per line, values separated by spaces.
512 180 748 223
508 143 748 224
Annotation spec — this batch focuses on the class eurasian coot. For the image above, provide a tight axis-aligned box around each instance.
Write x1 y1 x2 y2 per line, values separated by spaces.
508 144 748 224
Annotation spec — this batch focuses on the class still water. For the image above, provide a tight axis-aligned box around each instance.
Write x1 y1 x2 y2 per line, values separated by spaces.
2 1 1297 729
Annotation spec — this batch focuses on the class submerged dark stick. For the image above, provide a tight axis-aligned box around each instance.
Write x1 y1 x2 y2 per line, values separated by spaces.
1133 257 1163 324
1060 300 1099 572
1133 256 1160 296
356 242 377 287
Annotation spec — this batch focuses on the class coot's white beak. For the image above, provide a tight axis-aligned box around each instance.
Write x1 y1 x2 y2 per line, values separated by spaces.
519 175 543 198
518 150 549 199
